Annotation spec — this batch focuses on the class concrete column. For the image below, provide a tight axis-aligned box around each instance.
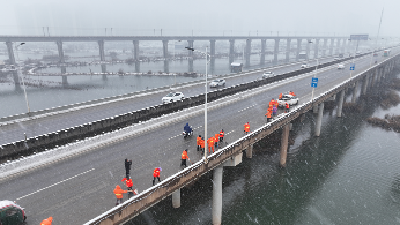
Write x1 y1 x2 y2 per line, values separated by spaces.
162 39 169 59
296 39 302 61
56 40 65 63
280 123 290 167
246 144 253 158
172 188 180 208
210 39 216 74
371 69 377 86
306 39 310 61
229 39 235 63
312 104 318 113
273 38 280 65
329 38 334 56
213 166 223 225
164 60 169 73
352 81 358 103
260 39 266 65
314 39 320 59
315 102 324 136
337 90 345 117
62 75 68 88
245 39 251 68
286 38 291 62
133 40 140 60
361 74 369 95
101 64 107 80
210 39 216 57
342 38 347 53
135 61 140 73
336 39 341 54
187 40 194 73
97 40 105 61
6 41 15 65
323 39 328 57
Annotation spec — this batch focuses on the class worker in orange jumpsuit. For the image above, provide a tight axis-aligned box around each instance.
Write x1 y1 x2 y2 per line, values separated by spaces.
181 149 189 167
153 167 161 186
271 98 276 106
244 122 250 134
265 111 272 122
113 185 128 205
219 129 224 142
200 138 205 153
214 134 219 148
290 91 296 96
285 102 290 113
197 135 202 151
279 93 283 99
207 137 215 153
121 177 134 198
40 217 53 225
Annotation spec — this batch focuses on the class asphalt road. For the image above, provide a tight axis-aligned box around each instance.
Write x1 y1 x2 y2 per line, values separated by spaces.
1 50 396 224
0 58 332 145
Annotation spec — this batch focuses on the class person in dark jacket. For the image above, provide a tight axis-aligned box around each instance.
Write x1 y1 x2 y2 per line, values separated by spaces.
125 159 132 179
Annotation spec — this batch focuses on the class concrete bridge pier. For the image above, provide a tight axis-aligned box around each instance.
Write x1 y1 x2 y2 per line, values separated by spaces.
213 165 223 225
62 75 68 88
135 61 140 73
306 39 310 61
314 39 320 59
323 39 327 57
164 60 169 74
335 39 341 55
329 38 334 56
351 81 358 103
337 90 345 117
315 102 325 136
371 69 377 87
101 64 107 80
285 38 291 63
260 39 266 65
296 39 302 61
342 38 347 53
229 39 235 63
280 123 290 167
312 104 318 113
6 42 19 84
97 40 105 61
246 144 253 158
361 74 369 95
172 188 180 208
133 40 140 60
245 39 251 68
162 40 169 59
273 38 280 65
187 40 194 73
56 40 65 63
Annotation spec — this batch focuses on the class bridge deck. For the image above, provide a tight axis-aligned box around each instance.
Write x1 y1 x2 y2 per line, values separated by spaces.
0 49 394 224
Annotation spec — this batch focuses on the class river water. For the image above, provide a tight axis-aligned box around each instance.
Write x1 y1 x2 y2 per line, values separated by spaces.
127 75 400 224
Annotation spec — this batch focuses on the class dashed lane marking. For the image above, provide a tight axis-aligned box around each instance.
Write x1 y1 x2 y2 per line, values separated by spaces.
237 104 258 112
16 168 96 201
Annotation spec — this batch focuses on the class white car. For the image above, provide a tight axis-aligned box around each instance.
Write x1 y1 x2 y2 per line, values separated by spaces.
277 95 299 107
162 92 184 103
262 71 275 79
209 79 225 88
301 63 308 68
338 64 345 69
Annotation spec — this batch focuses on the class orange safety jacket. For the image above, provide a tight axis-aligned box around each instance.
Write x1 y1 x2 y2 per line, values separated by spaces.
113 185 127 199
121 178 133 188
182 151 188 159
208 138 214 146
244 124 250 132
215 134 219 141
200 140 205 148
41 217 53 225
197 136 201 145
220 131 224 137
153 168 160 178
286 103 290 109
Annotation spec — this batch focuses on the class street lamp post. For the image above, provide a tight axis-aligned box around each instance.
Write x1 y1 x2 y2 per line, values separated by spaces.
186 46 210 163
14 43 31 115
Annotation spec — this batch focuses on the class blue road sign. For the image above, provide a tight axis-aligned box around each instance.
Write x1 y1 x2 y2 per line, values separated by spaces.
312 77 318 83
311 83 318 88
350 63 355 70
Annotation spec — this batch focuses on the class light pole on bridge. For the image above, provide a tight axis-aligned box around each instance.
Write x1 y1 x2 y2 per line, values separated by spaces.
185 46 210 164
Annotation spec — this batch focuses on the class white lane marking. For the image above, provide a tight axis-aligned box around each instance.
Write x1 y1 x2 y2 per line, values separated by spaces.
16 168 96 201
238 104 258 112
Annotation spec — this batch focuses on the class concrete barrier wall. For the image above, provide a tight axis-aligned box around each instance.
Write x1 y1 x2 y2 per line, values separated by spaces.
0 52 376 159
83 54 399 225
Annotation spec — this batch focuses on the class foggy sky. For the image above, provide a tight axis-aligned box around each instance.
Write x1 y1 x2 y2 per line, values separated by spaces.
0 0 398 37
